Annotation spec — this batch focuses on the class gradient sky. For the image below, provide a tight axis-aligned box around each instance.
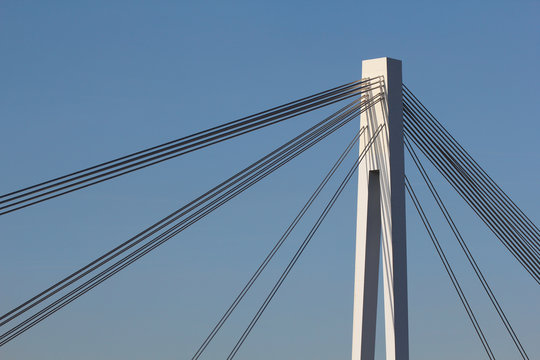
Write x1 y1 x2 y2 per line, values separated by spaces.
1 1 539 359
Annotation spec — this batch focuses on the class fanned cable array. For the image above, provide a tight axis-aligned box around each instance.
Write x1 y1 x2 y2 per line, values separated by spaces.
406 140 529 359
191 123 369 360
2 74 538 359
403 84 540 284
0 77 382 216
403 84 536 359
226 124 385 360
0 88 384 346
405 176 495 360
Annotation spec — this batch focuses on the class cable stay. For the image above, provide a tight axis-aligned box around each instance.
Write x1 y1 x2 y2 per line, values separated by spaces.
403 107 540 261
226 124 385 360
0 93 384 347
402 85 540 284
402 84 540 252
403 92 540 259
405 176 495 360
0 78 382 216
405 139 529 359
404 113 540 283
404 126 540 284
2 72 536 357
0 95 376 328
191 126 368 359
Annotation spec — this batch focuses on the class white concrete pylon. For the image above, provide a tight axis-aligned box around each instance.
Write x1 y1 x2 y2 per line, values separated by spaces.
352 57 408 360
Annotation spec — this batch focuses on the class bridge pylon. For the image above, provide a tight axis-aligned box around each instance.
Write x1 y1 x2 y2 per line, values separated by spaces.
352 57 408 360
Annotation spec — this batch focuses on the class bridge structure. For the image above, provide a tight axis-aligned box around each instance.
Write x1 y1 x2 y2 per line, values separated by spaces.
0 57 538 359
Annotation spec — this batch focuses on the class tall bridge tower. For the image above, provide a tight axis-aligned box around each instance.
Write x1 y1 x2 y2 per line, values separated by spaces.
352 58 408 360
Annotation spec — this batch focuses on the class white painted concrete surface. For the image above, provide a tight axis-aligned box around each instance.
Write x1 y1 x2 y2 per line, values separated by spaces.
352 57 408 360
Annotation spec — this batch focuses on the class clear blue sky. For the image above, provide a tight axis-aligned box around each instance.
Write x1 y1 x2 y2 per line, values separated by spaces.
1 1 538 359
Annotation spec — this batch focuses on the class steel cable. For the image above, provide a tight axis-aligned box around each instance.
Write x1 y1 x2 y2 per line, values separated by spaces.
405 138 529 359
0 95 377 328
403 104 540 283
403 103 540 264
0 94 383 346
404 120 540 284
0 79 382 216
402 93 540 258
191 125 367 360
0 98 362 326
403 85 539 250
226 124 385 360
405 176 495 360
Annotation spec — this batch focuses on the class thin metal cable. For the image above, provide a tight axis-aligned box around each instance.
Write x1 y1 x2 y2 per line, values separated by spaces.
226 124 385 360
0 78 375 202
0 95 384 346
0 86 378 216
403 85 540 245
403 101 540 263
402 91 540 257
405 176 495 360
401 91 538 248
0 79 382 216
403 84 539 238
0 98 379 346
0 96 378 328
1 83 372 207
403 110 540 282
403 106 540 283
191 126 367 360
404 121 540 284
0 98 361 324
405 138 529 359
